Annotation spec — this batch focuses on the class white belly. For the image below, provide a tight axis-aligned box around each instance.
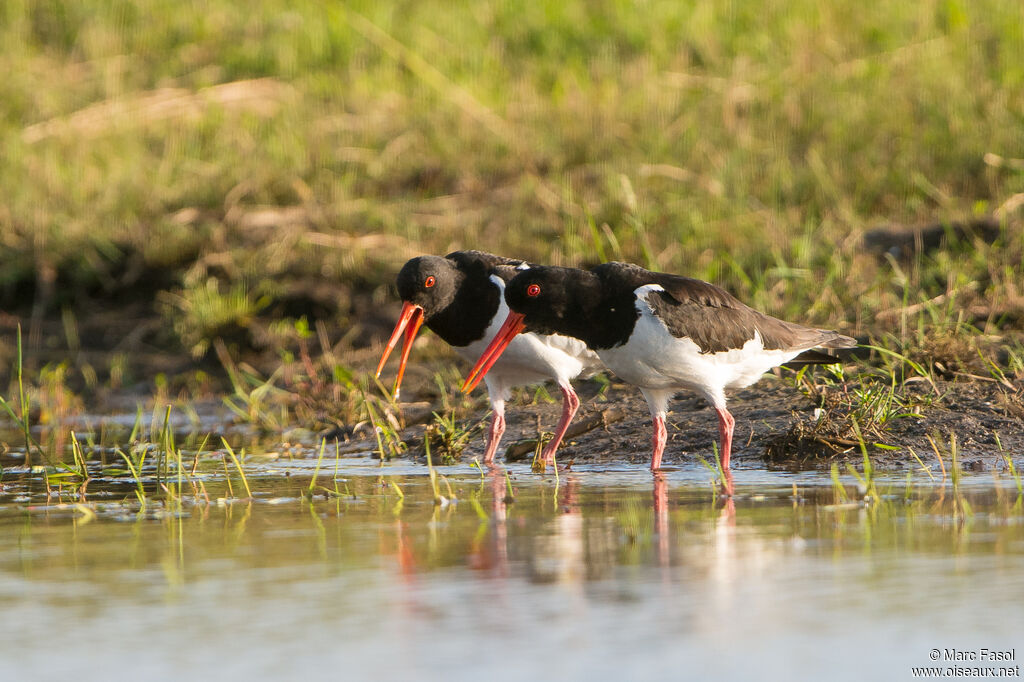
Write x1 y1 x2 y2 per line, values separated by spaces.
598 287 800 404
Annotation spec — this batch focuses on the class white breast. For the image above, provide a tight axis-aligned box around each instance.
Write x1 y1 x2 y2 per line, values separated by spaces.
453 276 602 399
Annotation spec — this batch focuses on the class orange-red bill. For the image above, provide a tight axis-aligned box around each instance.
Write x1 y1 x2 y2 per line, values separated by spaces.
461 312 526 393
375 301 425 399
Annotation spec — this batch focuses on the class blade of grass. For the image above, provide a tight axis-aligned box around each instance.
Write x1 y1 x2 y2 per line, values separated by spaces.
309 437 327 494
221 438 252 499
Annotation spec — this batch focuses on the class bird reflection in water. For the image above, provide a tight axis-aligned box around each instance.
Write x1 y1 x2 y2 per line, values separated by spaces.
721 467 736 518
525 476 587 586
654 467 735 576
467 468 511 576
653 472 670 569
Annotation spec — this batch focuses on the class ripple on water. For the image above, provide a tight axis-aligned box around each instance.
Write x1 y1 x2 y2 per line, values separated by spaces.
0 457 1021 681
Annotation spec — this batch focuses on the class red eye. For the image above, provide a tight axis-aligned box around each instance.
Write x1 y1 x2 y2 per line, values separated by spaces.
424 276 435 288
527 284 541 297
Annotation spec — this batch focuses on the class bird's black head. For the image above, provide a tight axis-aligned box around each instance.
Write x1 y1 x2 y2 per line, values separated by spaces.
504 266 598 339
395 256 462 320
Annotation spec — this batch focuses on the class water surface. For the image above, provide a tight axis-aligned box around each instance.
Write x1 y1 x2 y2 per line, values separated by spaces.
1 456 1021 681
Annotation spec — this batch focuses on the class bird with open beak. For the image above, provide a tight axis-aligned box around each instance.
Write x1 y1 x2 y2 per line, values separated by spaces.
376 251 601 466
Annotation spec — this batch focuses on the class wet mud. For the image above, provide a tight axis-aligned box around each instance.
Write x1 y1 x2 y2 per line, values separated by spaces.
358 376 1024 472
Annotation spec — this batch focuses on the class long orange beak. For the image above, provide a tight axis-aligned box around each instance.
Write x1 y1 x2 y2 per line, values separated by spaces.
375 301 425 399
461 311 526 393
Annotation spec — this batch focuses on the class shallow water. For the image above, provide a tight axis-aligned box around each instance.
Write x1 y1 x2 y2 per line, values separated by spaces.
1 454 1022 681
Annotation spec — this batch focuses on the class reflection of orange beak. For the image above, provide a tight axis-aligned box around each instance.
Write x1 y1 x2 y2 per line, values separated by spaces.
375 301 425 400
461 311 526 393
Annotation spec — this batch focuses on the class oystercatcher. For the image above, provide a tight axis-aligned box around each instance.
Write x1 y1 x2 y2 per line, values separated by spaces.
463 261 855 471
375 251 601 465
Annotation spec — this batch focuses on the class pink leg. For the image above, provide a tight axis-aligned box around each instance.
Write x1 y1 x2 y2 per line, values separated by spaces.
650 414 667 471
715 406 735 471
482 403 506 465
540 383 580 465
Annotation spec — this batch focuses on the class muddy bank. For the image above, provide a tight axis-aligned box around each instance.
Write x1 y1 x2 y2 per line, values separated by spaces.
350 376 1024 471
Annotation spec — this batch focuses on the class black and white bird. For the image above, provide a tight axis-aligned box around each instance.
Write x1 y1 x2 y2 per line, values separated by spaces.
463 261 856 471
375 251 602 465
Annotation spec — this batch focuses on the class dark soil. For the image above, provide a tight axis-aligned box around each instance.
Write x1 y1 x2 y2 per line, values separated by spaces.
361 375 1024 472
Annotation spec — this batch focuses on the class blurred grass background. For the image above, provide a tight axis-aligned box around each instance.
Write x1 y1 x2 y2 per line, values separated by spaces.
1 0 1022 389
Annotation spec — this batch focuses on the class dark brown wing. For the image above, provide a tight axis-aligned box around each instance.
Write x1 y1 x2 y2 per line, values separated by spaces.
653 273 854 353
597 262 851 354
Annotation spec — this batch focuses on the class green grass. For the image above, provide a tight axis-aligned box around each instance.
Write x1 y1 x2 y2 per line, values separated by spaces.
1 0 1022 378
0 326 37 466
1 1 1023 473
